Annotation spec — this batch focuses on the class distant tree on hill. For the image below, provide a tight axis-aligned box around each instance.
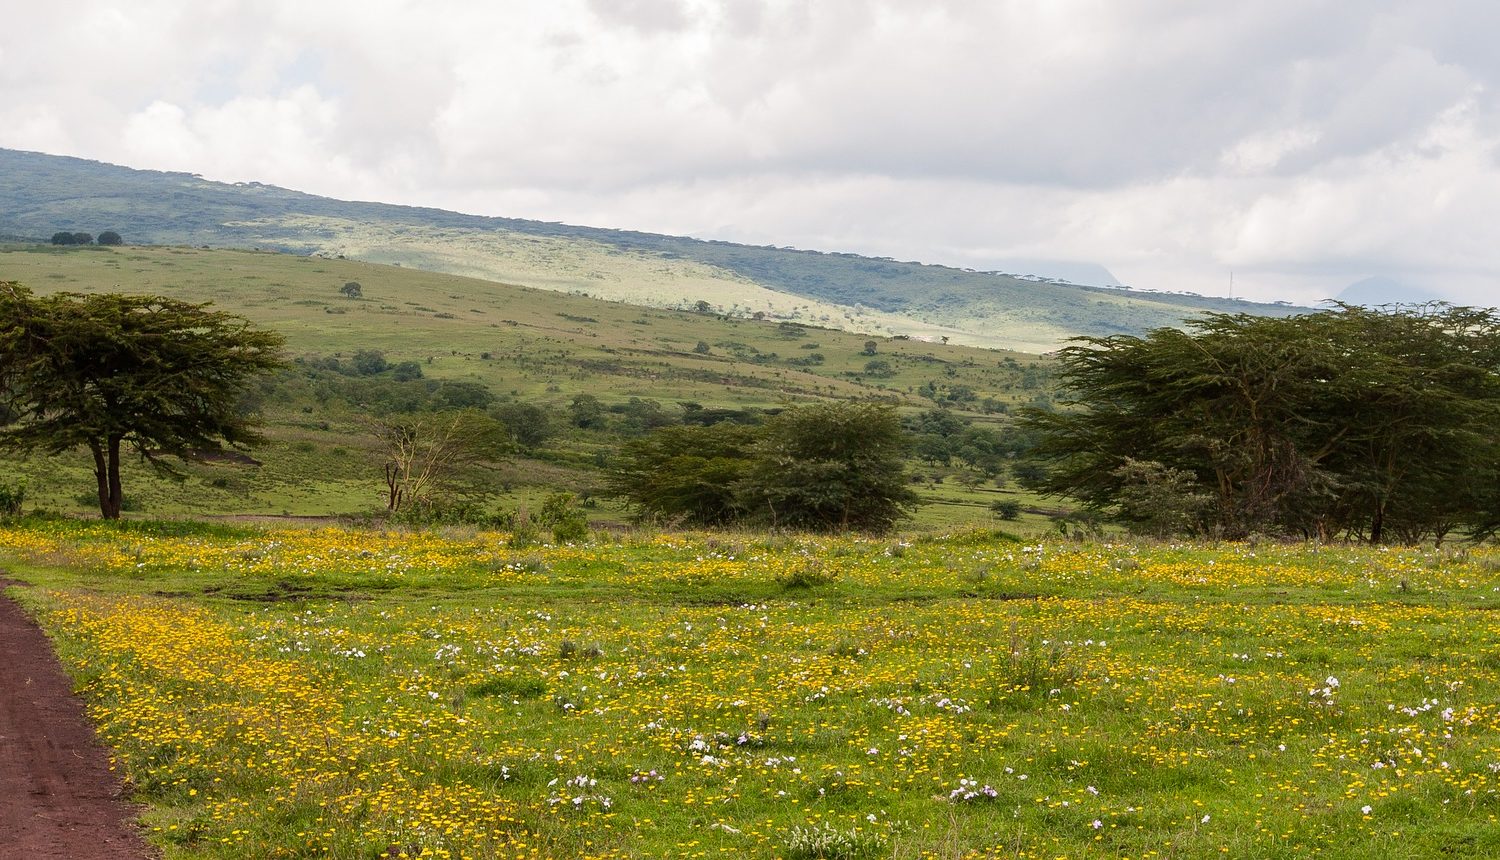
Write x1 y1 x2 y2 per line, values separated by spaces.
862 340 879 355
391 361 423 382
96 231 123 246
340 281 362 298
492 402 553 449
569 394 607 429
0 282 284 519
352 349 388 376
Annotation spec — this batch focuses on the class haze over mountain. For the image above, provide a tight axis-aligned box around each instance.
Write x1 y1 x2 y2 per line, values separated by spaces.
1334 277 1450 307
0 148 1305 353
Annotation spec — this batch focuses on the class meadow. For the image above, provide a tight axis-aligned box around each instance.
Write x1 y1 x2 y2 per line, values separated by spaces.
5 519 1500 858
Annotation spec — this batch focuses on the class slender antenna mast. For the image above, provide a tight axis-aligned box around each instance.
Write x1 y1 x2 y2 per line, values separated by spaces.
1229 270 1235 300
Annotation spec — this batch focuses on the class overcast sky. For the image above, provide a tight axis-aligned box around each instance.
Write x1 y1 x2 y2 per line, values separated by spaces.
5 1 1499 305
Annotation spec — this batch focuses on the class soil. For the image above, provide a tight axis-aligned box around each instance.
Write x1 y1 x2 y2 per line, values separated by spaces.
0 577 155 859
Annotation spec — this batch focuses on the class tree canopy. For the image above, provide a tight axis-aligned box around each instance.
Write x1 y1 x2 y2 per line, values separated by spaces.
0 283 285 518
610 400 920 533
1019 304 1500 542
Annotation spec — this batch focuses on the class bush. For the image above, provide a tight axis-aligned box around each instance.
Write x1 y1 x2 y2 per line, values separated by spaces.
777 558 837 589
351 349 388 375
0 482 25 516
990 499 1022 520
537 493 589 543
612 401 920 534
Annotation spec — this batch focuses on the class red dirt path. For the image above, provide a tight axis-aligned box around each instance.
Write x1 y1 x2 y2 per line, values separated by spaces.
0 578 155 859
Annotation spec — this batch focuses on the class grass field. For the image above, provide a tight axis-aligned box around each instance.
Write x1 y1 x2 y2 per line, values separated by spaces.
6 520 1500 858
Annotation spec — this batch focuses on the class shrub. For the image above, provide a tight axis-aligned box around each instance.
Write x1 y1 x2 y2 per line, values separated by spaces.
351 349 388 375
990 499 1022 520
777 558 837 589
537 493 589 543
0 482 24 516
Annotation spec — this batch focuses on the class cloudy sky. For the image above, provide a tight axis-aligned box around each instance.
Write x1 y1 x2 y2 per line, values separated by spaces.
5 1 1499 305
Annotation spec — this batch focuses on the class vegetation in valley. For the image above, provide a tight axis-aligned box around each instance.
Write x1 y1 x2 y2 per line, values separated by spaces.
0 244 1054 532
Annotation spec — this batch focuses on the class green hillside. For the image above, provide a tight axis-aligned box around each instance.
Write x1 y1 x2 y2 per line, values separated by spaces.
0 244 1060 529
0 148 1303 352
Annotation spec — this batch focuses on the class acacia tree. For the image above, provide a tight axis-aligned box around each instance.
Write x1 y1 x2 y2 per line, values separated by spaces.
608 422 758 526
1020 304 1500 542
371 411 507 512
734 401 920 533
610 401 921 533
0 283 285 518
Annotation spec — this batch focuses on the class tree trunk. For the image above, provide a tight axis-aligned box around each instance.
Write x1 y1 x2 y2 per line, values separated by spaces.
105 435 123 519
90 441 111 519
89 437 123 519
1369 499 1385 545
384 462 403 511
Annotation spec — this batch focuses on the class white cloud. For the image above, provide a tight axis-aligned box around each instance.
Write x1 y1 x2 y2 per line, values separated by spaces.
2 0 1499 305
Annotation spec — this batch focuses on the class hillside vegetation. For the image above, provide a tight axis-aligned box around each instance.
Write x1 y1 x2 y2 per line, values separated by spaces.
0 244 1056 528
0 148 1303 352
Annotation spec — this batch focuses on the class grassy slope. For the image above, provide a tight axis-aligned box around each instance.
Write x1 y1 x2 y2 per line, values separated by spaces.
0 244 1055 530
0 148 1304 351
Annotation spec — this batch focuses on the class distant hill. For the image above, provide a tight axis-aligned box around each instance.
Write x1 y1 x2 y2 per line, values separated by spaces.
0 147 1305 351
1334 277 1448 307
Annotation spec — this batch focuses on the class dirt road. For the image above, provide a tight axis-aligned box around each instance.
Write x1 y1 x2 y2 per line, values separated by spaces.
0 578 154 859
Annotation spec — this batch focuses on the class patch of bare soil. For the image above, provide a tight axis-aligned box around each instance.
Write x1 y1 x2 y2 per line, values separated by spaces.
0 578 155 859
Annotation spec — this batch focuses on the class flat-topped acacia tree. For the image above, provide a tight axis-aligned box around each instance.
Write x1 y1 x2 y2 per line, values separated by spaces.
0 282 285 518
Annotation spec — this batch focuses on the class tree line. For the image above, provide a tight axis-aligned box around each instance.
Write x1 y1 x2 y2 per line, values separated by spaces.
49 231 123 246
16 281 1491 544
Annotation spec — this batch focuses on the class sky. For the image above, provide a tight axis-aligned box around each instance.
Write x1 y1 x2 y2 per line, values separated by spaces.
4 1 1500 306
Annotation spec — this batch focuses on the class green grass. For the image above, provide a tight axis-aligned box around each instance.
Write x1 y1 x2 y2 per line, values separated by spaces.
5 522 1500 858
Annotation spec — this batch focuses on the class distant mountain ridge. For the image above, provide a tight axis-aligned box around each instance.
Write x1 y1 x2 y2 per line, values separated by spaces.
0 147 1305 351
1334 277 1448 307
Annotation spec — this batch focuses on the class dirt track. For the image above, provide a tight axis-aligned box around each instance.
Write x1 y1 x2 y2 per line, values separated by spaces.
0 578 154 859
